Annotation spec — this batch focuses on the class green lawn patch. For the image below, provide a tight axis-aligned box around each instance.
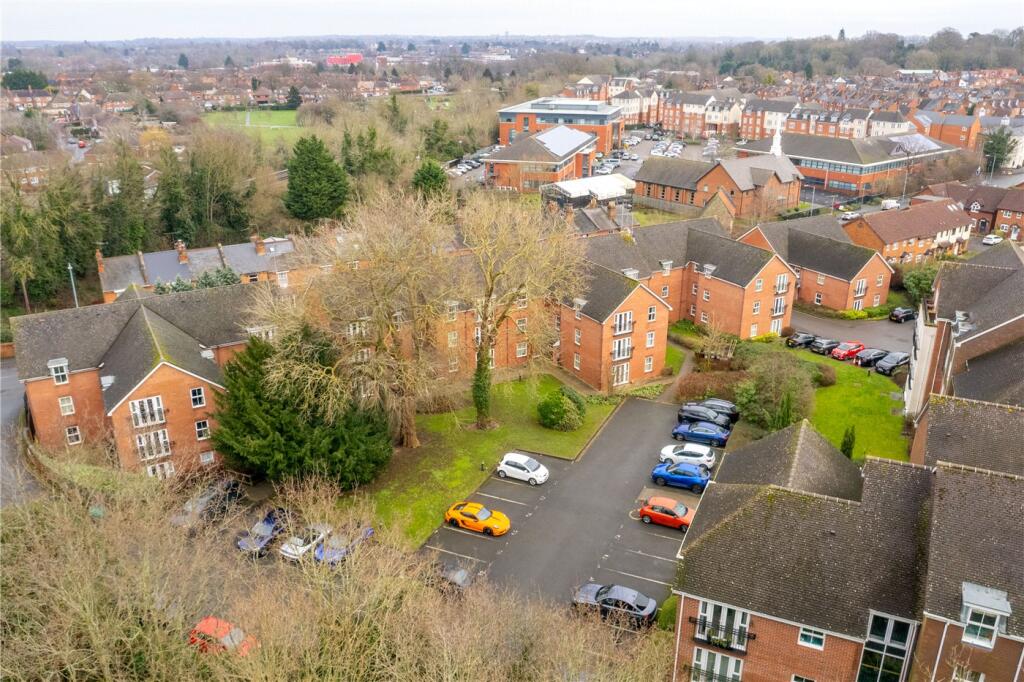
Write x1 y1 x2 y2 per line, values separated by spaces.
364 375 618 545
632 207 682 226
791 349 908 461
665 344 685 374
202 109 307 146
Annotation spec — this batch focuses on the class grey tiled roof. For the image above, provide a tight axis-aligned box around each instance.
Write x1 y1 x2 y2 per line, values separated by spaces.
758 224 878 281
923 463 1024 638
764 213 852 242
634 158 712 190
576 262 640 322
967 240 1024 269
713 420 864 500
717 156 802 192
934 261 1024 342
951 338 1024 408
583 219 725 278
743 132 957 166
684 228 776 286
922 396 1024 475
859 199 972 243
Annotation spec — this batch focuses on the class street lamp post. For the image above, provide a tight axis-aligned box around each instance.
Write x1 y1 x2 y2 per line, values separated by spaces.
900 150 913 205
67 263 79 308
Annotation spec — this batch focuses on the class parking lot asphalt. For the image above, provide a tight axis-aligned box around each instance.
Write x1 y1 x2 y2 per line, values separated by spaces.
790 310 915 353
421 398 698 608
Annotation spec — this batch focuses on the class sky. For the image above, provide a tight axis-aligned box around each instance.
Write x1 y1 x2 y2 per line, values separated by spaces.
1 0 1021 43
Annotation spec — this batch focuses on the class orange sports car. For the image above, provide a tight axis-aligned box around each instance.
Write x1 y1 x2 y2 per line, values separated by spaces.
189 616 259 656
444 502 511 536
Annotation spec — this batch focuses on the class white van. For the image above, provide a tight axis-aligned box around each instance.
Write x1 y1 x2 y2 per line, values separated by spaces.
881 199 901 211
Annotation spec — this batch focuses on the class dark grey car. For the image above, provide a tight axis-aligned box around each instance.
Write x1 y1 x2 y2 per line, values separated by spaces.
853 348 889 367
875 352 910 375
677 404 731 428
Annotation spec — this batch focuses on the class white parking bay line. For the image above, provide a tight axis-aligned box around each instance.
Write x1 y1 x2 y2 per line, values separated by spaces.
622 548 678 563
475 492 529 506
423 545 487 564
441 525 489 538
638 530 684 542
488 477 532 487
603 568 673 587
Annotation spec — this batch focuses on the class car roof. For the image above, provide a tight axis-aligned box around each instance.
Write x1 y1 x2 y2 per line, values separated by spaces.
502 452 533 464
688 421 723 430
647 496 683 507
606 584 643 603
678 442 712 453
194 616 235 638
457 502 485 513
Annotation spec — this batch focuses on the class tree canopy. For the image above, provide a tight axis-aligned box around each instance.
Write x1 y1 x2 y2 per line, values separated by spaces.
411 159 449 198
285 135 350 222
1 68 48 90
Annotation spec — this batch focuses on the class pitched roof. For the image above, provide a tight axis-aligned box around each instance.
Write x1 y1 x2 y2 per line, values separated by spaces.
933 260 1024 343
765 213 852 242
922 396 1024 475
575 262 641 322
634 157 712 190
859 199 973 242
684 228 777 286
966 239 1024 269
743 132 957 166
951 337 1024 407
583 219 725 277
923 464 1024 638
713 420 864 500
717 155 802 191
758 224 879 281
489 125 596 163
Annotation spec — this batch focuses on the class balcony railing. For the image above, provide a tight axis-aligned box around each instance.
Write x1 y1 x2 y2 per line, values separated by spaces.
689 617 755 652
610 348 634 361
681 664 742 682
853 288 867 298
612 323 634 336
774 284 790 294
770 305 787 317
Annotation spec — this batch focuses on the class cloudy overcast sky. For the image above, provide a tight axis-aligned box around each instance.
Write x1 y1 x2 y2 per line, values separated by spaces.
2 0 1020 42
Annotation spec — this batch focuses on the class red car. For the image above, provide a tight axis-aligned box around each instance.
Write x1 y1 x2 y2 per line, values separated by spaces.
189 617 259 656
637 496 695 530
831 341 864 360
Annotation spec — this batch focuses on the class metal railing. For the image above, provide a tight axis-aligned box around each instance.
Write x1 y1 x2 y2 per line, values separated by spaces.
682 664 742 682
771 305 787 317
610 348 634 361
689 617 755 651
774 283 790 294
612 323 634 336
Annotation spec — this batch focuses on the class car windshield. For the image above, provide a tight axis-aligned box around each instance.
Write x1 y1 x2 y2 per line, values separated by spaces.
595 585 612 600
522 458 540 472
221 628 246 649
251 521 275 536
633 593 651 609
838 343 855 350
674 504 689 516
884 353 907 362
476 507 492 521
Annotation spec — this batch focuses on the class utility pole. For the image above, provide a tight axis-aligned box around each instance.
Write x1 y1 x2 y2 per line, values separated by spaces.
67 263 79 308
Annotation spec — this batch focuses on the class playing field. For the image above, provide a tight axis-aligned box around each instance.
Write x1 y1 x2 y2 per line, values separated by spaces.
202 109 306 146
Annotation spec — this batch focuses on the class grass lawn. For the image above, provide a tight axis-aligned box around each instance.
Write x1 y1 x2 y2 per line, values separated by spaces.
665 344 685 374
363 375 619 546
792 349 908 461
632 207 683 226
202 109 306 146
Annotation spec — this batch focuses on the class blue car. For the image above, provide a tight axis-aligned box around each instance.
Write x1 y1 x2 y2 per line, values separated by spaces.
236 507 288 556
671 420 730 447
314 526 375 566
651 462 710 494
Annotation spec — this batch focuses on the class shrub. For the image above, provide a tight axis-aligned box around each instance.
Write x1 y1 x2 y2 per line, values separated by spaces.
660 366 676 377
559 386 587 418
862 304 894 318
781 325 795 337
749 332 779 343
537 391 583 431
841 425 856 459
676 371 749 403
839 309 869 320
813 363 837 387
626 384 665 400
732 352 815 429
657 594 679 631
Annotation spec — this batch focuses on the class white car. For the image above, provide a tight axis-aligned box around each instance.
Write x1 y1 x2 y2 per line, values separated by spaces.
840 211 861 221
659 443 716 470
279 524 330 561
496 452 549 485
630 154 639 161
982 234 1004 245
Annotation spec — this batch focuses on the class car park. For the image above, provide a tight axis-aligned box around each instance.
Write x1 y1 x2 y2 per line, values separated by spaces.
853 348 889 367
189 617 258 656
496 452 549 485
677 403 731 428
594 166 613 175
637 496 695 530
875 351 910 375
809 338 841 355
831 341 865 360
659 442 716 469
786 331 817 348
695 398 740 424
982 234 1004 245
170 479 243 528
236 507 288 556
444 501 510 536
889 307 916 323
630 153 639 161
572 583 658 627
314 526 375 566
651 461 710 493
671 420 730 447
279 524 330 561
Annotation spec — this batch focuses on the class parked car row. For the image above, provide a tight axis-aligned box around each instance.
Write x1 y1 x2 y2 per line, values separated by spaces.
650 139 685 158
786 332 910 375
448 158 483 177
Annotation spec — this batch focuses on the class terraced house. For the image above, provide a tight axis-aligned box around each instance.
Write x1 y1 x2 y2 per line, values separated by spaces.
843 199 974 264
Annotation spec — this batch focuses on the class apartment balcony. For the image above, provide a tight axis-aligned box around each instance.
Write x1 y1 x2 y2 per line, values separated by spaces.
610 348 634 361
689 617 756 653
774 284 790 294
682 664 744 682
612 324 634 336
853 289 867 298
770 305 787 317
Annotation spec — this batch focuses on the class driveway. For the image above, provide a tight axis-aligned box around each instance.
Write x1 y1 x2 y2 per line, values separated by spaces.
790 310 914 353
422 399 692 606
1 359 40 506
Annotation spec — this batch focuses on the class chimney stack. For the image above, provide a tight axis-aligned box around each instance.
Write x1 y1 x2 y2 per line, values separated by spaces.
607 201 617 221
175 240 188 264
252 234 266 256
95 249 105 274
565 204 575 225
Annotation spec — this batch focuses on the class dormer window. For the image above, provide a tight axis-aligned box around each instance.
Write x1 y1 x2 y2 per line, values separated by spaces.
961 582 1010 649
48 358 69 385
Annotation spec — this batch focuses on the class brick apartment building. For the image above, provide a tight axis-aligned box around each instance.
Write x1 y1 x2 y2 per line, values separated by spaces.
842 199 974 264
740 132 959 197
658 91 743 139
739 214 893 311
912 111 983 150
921 182 1024 240
740 99 798 141
672 418 1022 682
98 235 307 302
582 219 796 338
484 125 597 192
561 75 612 101
497 97 623 155
634 155 802 220
903 242 1024 420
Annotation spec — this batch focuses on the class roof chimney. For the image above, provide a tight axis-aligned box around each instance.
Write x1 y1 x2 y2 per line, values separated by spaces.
607 201 617 221
252 234 266 256
95 249 105 274
175 240 188 264
136 251 150 285
565 204 575 224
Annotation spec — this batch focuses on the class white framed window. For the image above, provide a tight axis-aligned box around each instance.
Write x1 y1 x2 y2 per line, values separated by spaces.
691 647 742 681
515 342 528 358
798 627 825 650
770 318 782 334
700 311 709 323
876 274 884 287
516 317 527 333
750 324 758 337
611 362 630 386
347 320 368 338
689 304 696 316
755 278 763 292
691 282 698 295
854 278 867 297
129 396 165 428
775 273 789 293
58 396 75 416
448 355 459 373
446 301 459 322
644 356 653 373
702 289 710 301
353 348 371 363
816 273 825 285
952 667 984 682
647 305 656 322
814 292 822 305
963 607 998 648
612 311 633 335
474 326 482 346
573 352 581 370
276 270 289 288
858 613 913 682
574 329 581 346
447 331 458 348
65 425 82 445
873 294 880 306
573 303 583 320
195 420 211 441
853 299 863 311
661 285 669 297
772 296 786 316
752 301 760 315
190 387 206 408
48 359 69 385
245 272 259 283
646 331 656 348
135 429 171 461
247 325 275 340
199 451 216 466
146 461 175 479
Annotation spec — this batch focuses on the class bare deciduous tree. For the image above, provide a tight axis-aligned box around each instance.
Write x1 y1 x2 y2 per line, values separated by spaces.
457 192 586 428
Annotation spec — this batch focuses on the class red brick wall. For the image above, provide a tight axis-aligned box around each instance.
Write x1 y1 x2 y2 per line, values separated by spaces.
911 616 1024 682
24 369 108 451
498 119 617 154
560 307 606 390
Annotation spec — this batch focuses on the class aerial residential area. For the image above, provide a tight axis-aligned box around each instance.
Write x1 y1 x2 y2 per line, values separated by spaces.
1 2 1022 679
